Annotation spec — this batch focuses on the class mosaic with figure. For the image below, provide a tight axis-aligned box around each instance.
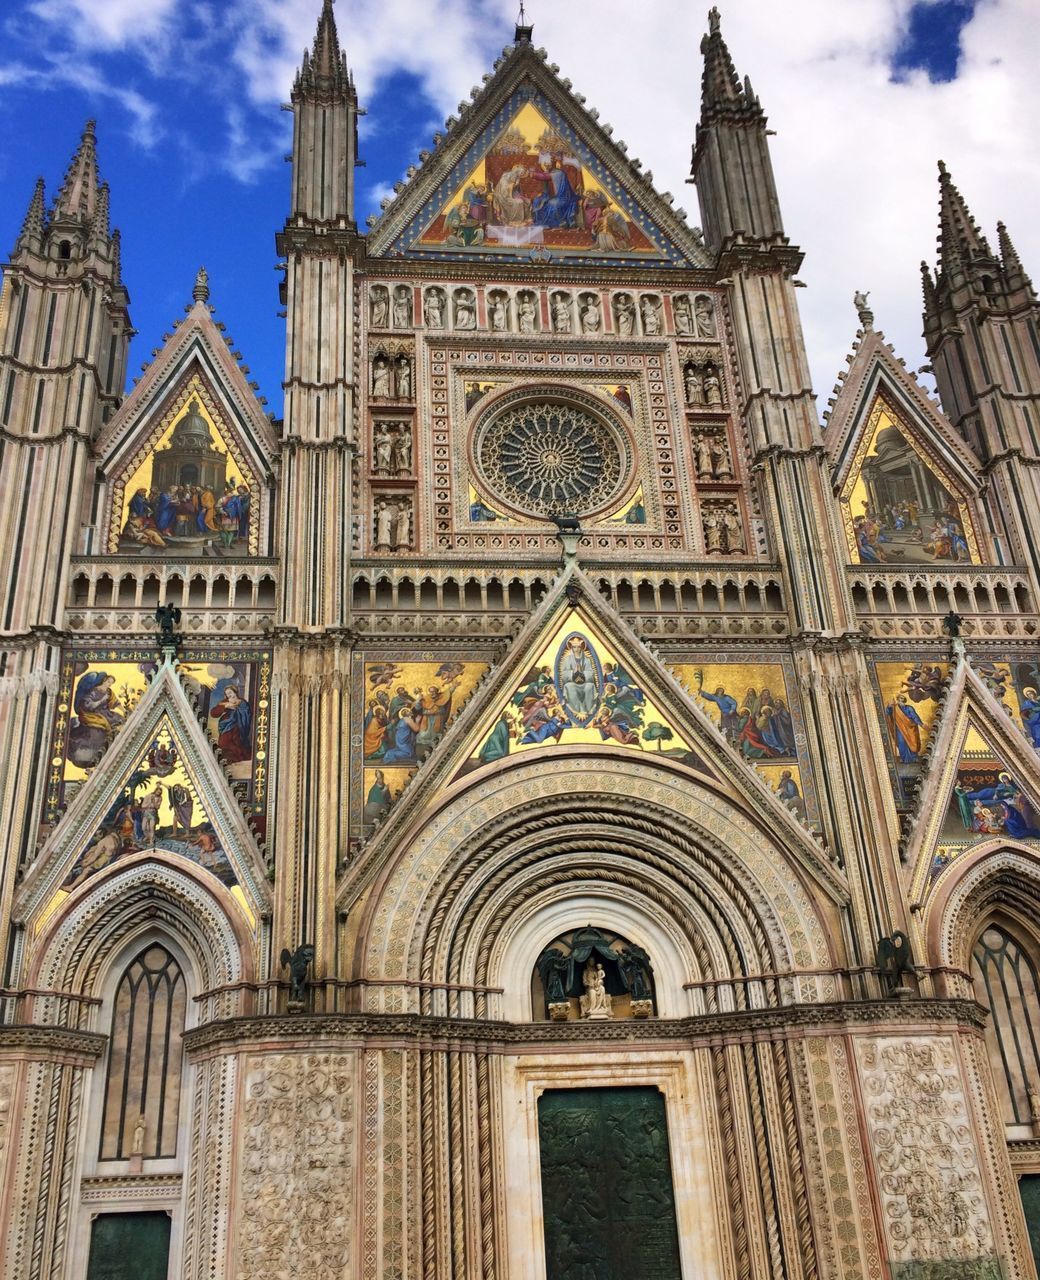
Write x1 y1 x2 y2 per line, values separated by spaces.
670 660 816 825
108 385 260 557
872 655 1040 806
840 398 979 566
46 648 270 826
461 616 689 780
930 723 1040 885
358 659 489 826
385 88 692 265
63 721 236 893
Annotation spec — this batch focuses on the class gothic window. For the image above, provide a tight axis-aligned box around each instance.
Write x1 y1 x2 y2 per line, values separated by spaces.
971 922 1040 1124
533 926 655 1022
100 943 187 1161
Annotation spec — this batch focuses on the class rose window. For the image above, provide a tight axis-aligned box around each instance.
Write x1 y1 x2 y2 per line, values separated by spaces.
474 396 632 519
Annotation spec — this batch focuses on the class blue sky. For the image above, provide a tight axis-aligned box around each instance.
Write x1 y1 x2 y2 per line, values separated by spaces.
1 0 1036 416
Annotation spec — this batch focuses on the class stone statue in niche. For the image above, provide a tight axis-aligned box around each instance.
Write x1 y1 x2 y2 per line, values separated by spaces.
374 424 394 475
372 354 390 398
614 293 636 336
704 502 745 554
685 362 705 406
537 947 569 1004
375 501 395 550
704 366 724 407
551 292 572 333
579 958 613 1020
370 286 389 328
673 293 694 335
616 944 653 1003
393 499 412 550
131 1114 147 1156
424 287 446 328
579 293 602 334
695 293 717 338
694 434 713 479
454 288 476 330
488 292 509 332
517 292 537 333
711 436 732 479
391 425 412 475
395 355 411 400
393 285 413 328
640 295 662 336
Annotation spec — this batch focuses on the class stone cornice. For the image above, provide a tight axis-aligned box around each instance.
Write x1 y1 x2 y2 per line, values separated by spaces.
182 998 986 1057
0 1025 107 1061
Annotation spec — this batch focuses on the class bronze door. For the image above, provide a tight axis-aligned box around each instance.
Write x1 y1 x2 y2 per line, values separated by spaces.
537 1085 683 1280
86 1212 171 1280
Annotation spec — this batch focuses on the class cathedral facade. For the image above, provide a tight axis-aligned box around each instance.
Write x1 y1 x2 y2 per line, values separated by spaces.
3 3 1040 1277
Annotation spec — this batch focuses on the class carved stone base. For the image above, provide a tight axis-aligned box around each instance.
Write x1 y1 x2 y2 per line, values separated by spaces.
548 1002 571 1021
630 999 653 1019
581 1008 612 1021
287 999 306 1015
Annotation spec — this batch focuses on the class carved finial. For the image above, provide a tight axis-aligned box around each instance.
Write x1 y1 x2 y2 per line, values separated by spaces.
708 6 721 34
515 0 533 40
193 265 210 303
853 289 874 330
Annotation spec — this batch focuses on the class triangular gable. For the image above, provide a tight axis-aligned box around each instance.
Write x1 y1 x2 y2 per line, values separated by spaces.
903 655 1040 902
91 301 277 556
825 331 980 489
96 299 277 468
456 607 690 777
19 660 271 932
834 391 983 568
342 565 846 906
368 46 707 268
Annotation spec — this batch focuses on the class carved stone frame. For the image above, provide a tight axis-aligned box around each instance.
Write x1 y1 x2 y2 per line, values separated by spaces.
501 1052 725 1280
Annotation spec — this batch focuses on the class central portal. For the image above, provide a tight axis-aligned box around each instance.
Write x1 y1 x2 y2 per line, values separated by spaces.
537 1086 682 1280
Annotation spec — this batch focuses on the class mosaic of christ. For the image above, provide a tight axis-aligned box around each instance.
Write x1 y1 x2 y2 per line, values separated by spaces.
420 103 657 256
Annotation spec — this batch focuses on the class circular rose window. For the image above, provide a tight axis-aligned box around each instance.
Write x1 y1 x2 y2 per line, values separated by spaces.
473 392 632 519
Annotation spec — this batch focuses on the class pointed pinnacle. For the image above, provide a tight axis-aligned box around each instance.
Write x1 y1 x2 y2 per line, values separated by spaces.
296 0 348 94
111 227 123 285
936 159 992 276
997 221 1022 270
52 119 101 224
90 180 111 244
17 177 46 250
921 260 939 326
699 7 762 121
193 265 211 304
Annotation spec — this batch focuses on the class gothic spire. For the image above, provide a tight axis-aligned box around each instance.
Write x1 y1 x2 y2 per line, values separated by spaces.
699 7 763 122
996 220 1032 293
295 0 350 97
16 177 47 253
52 119 100 224
920 260 939 333
936 159 992 280
89 180 111 249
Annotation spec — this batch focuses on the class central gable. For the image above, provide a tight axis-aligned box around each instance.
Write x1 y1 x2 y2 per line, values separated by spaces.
373 76 703 268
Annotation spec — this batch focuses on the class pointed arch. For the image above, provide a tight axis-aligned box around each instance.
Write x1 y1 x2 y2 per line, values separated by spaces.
27 851 255 1025
349 751 840 1018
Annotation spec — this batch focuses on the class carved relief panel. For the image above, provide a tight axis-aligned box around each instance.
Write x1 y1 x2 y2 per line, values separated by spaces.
855 1035 1001 1278
235 1052 356 1280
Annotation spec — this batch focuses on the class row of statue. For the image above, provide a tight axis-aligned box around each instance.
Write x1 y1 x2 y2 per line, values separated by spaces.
372 423 412 476
703 502 746 554
371 352 411 400
693 432 733 480
369 283 718 339
374 498 413 551
684 360 725 408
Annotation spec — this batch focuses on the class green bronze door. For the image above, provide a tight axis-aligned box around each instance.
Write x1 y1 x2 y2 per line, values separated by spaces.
87 1212 171 1280
537 1086 683 1280
1020 1175 1040 1273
